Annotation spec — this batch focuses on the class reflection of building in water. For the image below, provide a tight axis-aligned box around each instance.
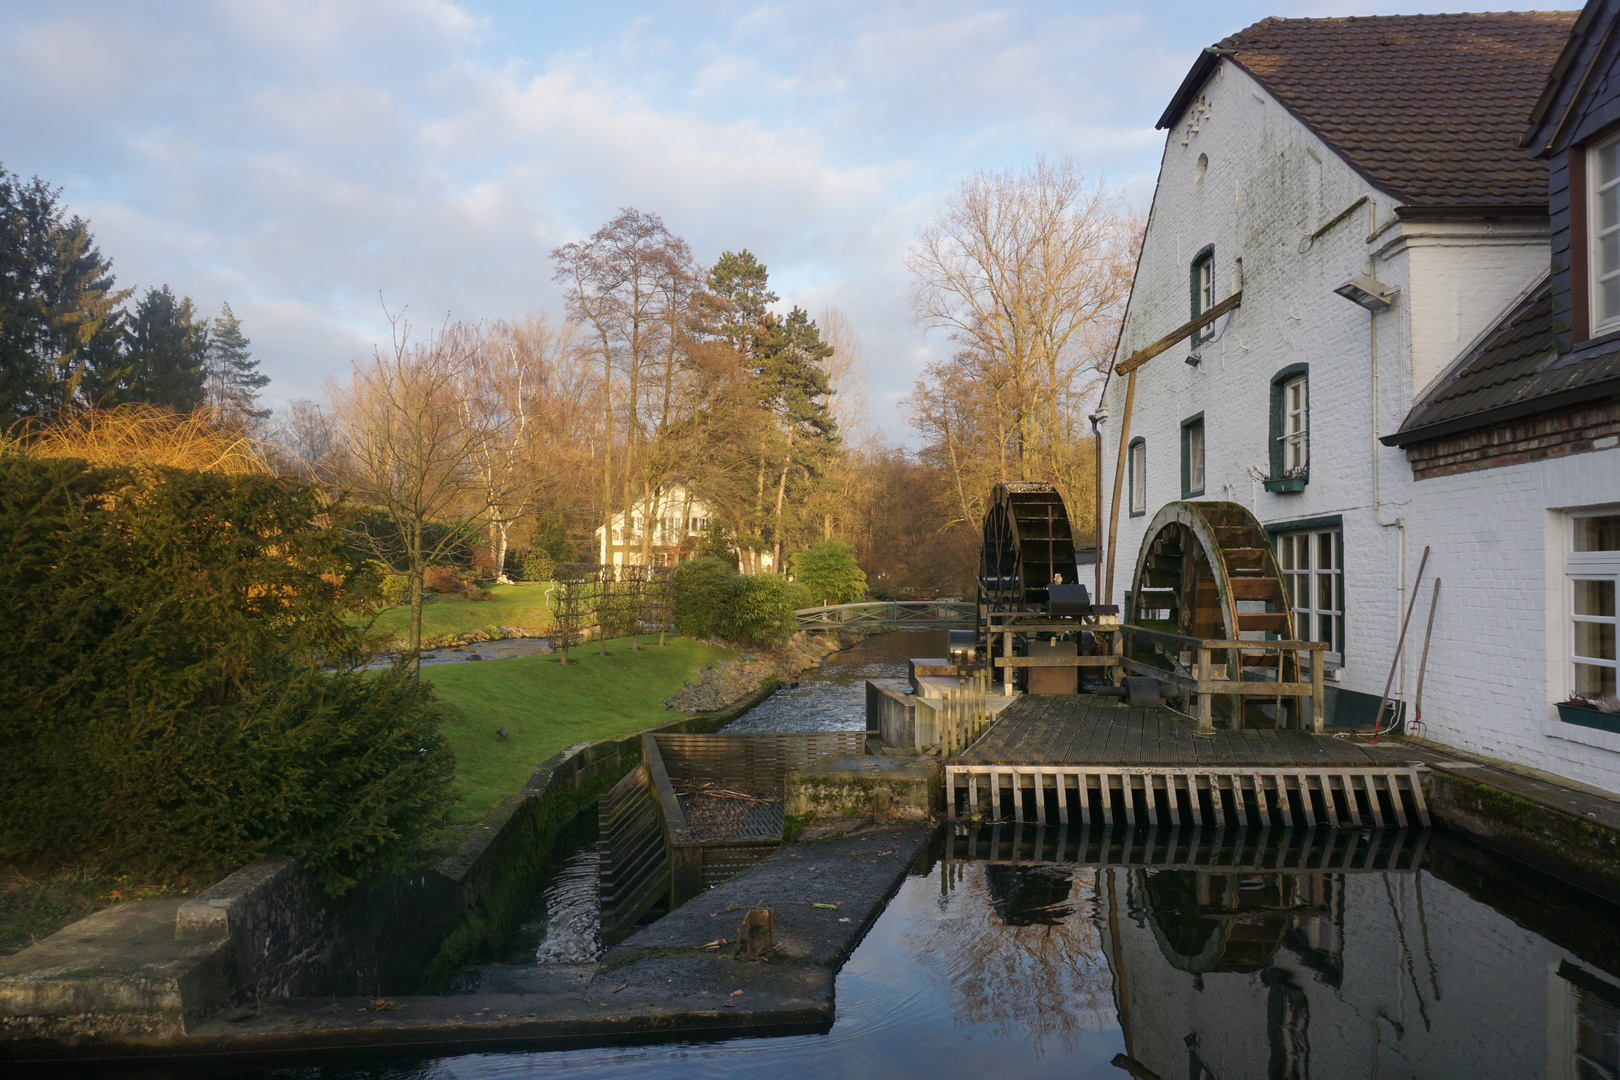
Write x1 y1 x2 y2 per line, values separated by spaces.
1098 862 1620 1080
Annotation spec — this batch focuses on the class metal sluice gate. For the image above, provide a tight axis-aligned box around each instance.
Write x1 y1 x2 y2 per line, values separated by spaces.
945 764 1430 829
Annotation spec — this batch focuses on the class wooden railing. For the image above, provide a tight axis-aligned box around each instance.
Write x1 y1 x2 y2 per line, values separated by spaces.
934 671 993 755
597 752 670 943
1120 624 1326 733
654 731 865 788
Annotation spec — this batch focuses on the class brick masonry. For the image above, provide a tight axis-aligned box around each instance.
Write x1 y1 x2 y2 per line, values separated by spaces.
1403 397 1620 479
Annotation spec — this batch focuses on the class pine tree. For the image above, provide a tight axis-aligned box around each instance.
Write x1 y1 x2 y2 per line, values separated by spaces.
205 302 269 421
91 285 208 412
0 165 129 422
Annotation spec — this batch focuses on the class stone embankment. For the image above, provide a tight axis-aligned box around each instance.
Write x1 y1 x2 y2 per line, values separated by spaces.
662 630 862 714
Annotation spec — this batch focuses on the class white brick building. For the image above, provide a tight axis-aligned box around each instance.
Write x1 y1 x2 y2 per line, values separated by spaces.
1099 12 1620 791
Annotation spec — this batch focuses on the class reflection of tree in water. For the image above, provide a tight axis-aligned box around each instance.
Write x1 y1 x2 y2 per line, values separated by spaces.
903 862 1117 1058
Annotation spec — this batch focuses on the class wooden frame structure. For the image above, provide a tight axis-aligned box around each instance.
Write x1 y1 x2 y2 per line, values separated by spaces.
1120 624 1326 733
984 612 1124 696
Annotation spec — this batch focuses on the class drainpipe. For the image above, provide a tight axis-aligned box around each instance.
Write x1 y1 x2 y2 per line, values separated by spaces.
1369 255 1408 715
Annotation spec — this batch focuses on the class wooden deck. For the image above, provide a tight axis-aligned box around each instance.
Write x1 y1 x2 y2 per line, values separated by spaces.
958 695 1387 769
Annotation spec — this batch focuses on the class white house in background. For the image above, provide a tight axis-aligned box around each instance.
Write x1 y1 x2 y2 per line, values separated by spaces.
593 483 775 572
1098 10 1620 793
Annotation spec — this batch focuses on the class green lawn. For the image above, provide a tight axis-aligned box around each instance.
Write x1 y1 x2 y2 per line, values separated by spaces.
425 636 736 822
364 582 555 644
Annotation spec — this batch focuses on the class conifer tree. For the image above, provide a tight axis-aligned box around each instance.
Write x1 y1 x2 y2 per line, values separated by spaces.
93 285 208 412
205 302 269 421
0 165 128 422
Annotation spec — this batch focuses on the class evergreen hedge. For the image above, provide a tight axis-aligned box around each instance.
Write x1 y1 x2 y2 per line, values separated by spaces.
0 456 454 895
669 558 805 648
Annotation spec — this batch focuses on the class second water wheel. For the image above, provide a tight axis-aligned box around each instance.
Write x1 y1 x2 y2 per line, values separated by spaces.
1129 501 1298 728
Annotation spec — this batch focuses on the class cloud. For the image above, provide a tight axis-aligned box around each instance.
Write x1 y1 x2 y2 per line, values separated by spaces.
0 0 1545 436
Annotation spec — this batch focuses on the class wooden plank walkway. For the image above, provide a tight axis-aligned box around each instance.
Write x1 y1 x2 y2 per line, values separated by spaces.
958 695 1388 769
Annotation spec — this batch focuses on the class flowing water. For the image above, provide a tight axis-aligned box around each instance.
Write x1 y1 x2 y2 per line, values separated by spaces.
720 629 946 734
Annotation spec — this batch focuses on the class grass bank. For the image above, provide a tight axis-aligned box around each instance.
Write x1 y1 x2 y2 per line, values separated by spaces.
362 582 555 644
426 636 736 823
0 865 195 956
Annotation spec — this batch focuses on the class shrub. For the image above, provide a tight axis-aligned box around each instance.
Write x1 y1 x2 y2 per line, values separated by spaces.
522 549 555 583
668 558 797 649
729 574 798 648
791 539 867 606
670 557 740 640
379 573 411 608
0 455 454 895
423 565 473 594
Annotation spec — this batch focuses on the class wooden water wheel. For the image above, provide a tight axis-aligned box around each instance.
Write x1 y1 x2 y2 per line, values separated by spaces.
977 482 1082 688
1129 501 1298 727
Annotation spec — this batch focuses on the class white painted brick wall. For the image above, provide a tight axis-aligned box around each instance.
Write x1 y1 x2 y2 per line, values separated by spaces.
1101 60 1620 791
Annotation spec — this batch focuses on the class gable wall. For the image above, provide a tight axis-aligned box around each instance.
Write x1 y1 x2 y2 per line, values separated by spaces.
1103 60 1620 791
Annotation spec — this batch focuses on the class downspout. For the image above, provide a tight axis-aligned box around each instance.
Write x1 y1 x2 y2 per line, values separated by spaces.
1369 244 1408 717
1091 412 1104 602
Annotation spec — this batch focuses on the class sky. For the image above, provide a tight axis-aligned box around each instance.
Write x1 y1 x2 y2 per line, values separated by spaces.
0 0 1558 439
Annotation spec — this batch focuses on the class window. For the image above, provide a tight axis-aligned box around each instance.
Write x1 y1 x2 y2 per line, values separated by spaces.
1569 511 1620 699
1267 365 1309 490
1277 527 1343 664
1128 438 1147 516
1281 376 1308 471
1190 245 1215 344
1591 134 1620 334
1181 414 1205 497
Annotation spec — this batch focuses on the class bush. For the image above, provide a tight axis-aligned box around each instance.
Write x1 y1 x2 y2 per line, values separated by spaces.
0 456 455 895
791 539 867 606
729 574 799 648
669 558 797 648
670 557 740 640
379 573 411 608
522 549 555 583
424 565 473 594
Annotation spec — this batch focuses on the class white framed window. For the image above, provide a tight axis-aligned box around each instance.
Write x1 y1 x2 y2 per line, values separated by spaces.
1281 375 1308 472
1197 256 1213 313
1277 527 1343 664
1128 438 1147 516
1591 133 1620 334
1569 511 1620 699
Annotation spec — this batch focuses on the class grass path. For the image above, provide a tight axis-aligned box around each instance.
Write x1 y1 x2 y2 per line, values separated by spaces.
426 636 736 823
362 582 555 644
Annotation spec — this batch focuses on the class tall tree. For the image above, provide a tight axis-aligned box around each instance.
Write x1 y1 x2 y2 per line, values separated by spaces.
97 285 209 412
903 155 1135 536
205 302 269 423
0 166 128 422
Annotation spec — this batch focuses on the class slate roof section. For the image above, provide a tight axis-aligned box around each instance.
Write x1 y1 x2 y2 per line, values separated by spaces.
1159 12 1580 209
1385 276 1620 445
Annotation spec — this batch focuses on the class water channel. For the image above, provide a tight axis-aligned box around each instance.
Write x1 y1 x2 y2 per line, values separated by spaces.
122 632 1620 1077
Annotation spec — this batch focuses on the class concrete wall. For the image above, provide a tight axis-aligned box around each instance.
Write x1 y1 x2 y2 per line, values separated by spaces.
1101 58 1620 791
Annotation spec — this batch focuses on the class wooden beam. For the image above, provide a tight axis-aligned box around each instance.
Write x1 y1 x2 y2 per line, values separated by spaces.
1102 290 1243 606
1114 291 1242 375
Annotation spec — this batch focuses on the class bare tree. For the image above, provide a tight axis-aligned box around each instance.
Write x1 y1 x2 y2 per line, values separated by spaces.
328 308 496 674
904 156 1136 535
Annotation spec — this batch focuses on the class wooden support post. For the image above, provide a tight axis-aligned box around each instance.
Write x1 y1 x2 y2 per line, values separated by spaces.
1196 646 1214 732
1311 646 1325 733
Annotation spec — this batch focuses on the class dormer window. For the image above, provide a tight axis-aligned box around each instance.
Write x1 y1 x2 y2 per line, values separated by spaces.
1590 132 1620 334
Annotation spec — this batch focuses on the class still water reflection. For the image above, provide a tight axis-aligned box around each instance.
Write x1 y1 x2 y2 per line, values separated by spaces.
179 825 1620 1080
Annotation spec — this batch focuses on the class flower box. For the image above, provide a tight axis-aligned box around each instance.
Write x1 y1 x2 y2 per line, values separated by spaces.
1263 476 1307 493
1556 702 1620 735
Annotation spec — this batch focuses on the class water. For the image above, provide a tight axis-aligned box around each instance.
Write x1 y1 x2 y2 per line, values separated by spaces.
362 638 554 671
189 632 1620 1077
720 629 945 734
154 827 1620 1079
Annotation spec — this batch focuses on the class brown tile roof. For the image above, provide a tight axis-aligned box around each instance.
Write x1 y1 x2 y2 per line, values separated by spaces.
1160 12 1580 209
1386 276 1620 443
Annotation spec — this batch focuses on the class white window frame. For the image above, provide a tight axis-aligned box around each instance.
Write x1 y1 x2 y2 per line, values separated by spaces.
1197 257 1213 314
1277 527 1343 666
1129 439 1146 515
1281 375 1308 473
1591 131 1620 335
1568 510 1620 700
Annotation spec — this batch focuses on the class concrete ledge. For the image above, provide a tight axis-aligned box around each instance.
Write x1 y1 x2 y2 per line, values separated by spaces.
785 755 941 824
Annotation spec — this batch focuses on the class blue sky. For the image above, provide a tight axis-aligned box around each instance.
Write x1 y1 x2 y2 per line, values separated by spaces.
0 0 1558 437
